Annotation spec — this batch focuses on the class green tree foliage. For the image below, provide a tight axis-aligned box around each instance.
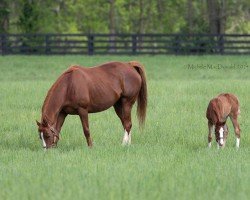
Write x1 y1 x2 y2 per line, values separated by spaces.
18 0 57 33
18 0 39 33
1 0 249 34
73 0 109 33
226 0 250 33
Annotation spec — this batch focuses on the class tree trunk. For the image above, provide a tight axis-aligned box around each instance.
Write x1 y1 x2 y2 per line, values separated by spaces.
207 0 218 34
219 0 227 34
138 0 144 34
156 0 164 32
187 0 194 34
109 0 115 34
108 0 116 52
207 0 227 34
207 0 227 54
0 0 9 33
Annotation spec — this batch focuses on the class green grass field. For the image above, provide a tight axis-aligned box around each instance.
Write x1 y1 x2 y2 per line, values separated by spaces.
0 55 250 200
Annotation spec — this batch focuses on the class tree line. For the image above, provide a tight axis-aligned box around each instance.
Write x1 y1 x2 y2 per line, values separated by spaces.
0 0 249 34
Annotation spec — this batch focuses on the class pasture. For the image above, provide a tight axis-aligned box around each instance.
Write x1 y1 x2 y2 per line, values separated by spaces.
0 55 250 200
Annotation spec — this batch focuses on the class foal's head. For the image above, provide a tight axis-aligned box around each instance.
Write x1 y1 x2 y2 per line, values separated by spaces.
36 120 59 149
215 124 229 147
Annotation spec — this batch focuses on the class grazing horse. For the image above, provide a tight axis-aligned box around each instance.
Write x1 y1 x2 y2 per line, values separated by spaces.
206 93 241 148
36 61 147 149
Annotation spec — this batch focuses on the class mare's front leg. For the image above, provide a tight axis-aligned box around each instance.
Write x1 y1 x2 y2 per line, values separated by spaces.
78 108 93 147
208 121 214 148
56 112 67 133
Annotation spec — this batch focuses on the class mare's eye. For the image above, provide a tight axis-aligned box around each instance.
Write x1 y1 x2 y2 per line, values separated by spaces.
43 134 50 139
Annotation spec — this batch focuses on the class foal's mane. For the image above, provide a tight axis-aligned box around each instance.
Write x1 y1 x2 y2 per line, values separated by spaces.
210 98 223 124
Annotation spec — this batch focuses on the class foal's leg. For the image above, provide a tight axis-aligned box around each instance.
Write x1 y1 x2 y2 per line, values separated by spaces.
78 108 93 147
208 121 214 148
230 115 241 148
223 124 229 147
114 98 133 145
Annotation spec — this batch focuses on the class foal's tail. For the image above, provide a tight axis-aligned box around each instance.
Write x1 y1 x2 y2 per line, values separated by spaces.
129 61 148 128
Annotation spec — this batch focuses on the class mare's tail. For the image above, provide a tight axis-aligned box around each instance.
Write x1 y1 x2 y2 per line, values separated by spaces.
129 61 148 128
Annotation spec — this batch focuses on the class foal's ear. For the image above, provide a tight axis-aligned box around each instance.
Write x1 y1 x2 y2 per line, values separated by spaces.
36 120 41 126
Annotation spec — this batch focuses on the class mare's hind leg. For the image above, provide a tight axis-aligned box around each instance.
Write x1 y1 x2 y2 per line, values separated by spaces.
230 114 241 148
208 121 214 148
78 108 93 147
114 98 134 145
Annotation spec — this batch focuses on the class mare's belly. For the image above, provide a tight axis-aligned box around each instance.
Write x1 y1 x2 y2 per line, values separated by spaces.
63 106 78 115
62 101 116 114
88 99 118 113
63 94 120 114
87 86 122 113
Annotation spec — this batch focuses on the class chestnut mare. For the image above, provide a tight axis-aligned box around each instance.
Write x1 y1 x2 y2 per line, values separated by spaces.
36 61 147 149
206 93 240 148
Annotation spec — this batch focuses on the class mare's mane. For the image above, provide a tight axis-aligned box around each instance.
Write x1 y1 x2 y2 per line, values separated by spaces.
42 66 80 123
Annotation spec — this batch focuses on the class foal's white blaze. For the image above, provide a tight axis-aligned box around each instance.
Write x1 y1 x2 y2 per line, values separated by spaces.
236 138 240 148
41 132 46 148
122 130 130 145
208 142 211 148
219 127 224 145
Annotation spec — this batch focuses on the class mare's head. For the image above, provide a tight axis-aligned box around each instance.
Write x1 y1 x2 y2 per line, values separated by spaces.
215 124 229 148
36 120 59 149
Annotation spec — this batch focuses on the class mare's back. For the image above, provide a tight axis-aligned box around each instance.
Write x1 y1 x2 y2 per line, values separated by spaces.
85 61 136 79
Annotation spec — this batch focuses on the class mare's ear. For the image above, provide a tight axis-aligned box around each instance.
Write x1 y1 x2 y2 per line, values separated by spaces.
42 119 48 127
36 120 41 127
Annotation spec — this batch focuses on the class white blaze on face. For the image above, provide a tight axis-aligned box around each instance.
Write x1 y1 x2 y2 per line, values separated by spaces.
41 132 46 148
219 127 224 145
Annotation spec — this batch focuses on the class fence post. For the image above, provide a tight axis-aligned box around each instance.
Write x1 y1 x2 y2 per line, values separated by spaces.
132 34 137 54
88 35 94 55
45 34 50 55
174 35 180 55
218 35 224 54
108 34 116 53
1 34 6 55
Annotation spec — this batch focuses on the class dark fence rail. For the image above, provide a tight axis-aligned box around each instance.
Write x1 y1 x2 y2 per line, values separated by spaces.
1 33 250 55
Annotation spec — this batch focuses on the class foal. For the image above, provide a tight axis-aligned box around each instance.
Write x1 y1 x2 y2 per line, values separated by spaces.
206 93 241 148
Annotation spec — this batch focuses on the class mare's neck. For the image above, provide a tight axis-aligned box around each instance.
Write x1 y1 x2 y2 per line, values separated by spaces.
42 85 66 126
